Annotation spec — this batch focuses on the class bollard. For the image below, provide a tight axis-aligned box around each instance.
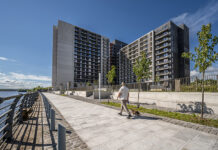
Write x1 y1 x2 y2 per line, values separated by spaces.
50 109 55 131
58 124 66 150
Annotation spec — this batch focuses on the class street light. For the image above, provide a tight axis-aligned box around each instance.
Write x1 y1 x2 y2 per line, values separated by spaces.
99 73 101 102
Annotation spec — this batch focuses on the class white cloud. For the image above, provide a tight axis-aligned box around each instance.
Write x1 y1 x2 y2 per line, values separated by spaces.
0 56 16 62
0 72 51 89
10 72 51 81
190 70 200 77
172 1 218 35
0 57 8 61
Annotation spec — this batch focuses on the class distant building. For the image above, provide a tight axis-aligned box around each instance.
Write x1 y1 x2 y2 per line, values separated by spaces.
109 40 127 84
52 20 110 89
119 21 190 84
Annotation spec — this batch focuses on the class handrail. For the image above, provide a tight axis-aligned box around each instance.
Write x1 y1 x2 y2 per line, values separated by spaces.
0 92 39 144
0 104 13 111
0 94 23 102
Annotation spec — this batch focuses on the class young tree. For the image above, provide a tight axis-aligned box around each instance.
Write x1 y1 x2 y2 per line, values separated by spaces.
106 65 116 91
155 75 160 85
86 81 91 86
133 52 152 107
182 24 218 118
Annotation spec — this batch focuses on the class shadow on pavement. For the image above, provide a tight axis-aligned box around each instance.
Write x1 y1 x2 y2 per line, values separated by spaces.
132 115 161 120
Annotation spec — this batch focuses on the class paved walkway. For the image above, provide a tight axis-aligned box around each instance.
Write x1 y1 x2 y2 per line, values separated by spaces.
43 93 218 150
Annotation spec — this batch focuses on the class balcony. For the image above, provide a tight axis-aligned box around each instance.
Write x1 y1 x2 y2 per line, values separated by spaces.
159 77 172 81
156 43 171 51
156 60 171 66
155 37 171 46
155 27 169 35
156 49 171 56
156 65 171 71
156 71 172 76
156 54 171 61
155 32 170 40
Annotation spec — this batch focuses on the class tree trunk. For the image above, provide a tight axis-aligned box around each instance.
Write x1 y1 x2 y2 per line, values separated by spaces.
137 82 140 108
201 72 205 119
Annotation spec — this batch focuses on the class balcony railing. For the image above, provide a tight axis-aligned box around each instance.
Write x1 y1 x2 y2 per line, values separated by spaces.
156 60 172 66
156 65 171 71
155 32 170 40
156 43 171 51
156 54 171 61
155 38 171 46
156 49 171 56
156 71 172 76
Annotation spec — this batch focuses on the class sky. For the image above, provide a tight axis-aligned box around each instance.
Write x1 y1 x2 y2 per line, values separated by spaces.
0 0 218 89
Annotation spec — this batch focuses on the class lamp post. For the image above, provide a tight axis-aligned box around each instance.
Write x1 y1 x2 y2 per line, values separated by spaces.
99 73 101 102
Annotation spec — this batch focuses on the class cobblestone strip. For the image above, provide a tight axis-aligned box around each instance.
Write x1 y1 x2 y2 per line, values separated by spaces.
67 95 218 136
44 94 89 150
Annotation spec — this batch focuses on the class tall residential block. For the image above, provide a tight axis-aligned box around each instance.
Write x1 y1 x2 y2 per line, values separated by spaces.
119 31 155 83
109 40 127 84
52 20 109 89
119 21 190 84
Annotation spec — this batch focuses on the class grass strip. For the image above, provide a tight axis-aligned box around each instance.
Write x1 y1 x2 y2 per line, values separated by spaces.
101 102 218 128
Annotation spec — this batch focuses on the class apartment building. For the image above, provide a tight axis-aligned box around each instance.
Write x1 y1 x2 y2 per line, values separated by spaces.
109 40 127 84
119 21 190 84
52 20 109 89
119 31 155 83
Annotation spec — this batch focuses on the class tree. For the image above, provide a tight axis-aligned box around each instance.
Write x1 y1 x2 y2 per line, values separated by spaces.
106 65 116 90
86 81 91 86
93 80 99 86
155 75 160 85
182 24 218 118
133 52 152 107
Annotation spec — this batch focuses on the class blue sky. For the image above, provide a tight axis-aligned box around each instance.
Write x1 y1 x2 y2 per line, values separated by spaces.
0 0 218 88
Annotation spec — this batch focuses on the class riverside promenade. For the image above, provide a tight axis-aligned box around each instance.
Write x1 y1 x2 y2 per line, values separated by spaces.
43 93 218 150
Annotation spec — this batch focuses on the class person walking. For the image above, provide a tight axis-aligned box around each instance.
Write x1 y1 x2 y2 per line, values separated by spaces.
117 82 132 119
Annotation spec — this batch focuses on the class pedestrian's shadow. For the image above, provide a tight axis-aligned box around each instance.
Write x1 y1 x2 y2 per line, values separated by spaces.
131 115 161 120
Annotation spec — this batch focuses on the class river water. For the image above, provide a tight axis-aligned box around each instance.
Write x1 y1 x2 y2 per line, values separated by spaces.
0 91 19 98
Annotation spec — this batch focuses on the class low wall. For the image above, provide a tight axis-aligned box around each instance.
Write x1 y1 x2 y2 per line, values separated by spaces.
93 91 111 99
64 91 74 95
74 91 87 97
73 91 93 97
112 92 218 114
53 91 61 95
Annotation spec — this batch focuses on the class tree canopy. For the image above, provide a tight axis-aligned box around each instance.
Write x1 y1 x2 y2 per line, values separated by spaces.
106 65 116 84
133 52 152 82
182 24 218 73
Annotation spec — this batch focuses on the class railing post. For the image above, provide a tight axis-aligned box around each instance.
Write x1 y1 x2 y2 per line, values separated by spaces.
0 97 3 104
50 108 55 131
58 124 66 150
5 95 22 141
48 103 51 118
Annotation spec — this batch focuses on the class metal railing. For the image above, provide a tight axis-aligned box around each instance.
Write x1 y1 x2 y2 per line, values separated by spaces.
68 74 218 92
0 92 38 145
180 75 218 92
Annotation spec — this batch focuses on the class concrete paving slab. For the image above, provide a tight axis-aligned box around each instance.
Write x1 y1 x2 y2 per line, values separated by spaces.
43 93 218 150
